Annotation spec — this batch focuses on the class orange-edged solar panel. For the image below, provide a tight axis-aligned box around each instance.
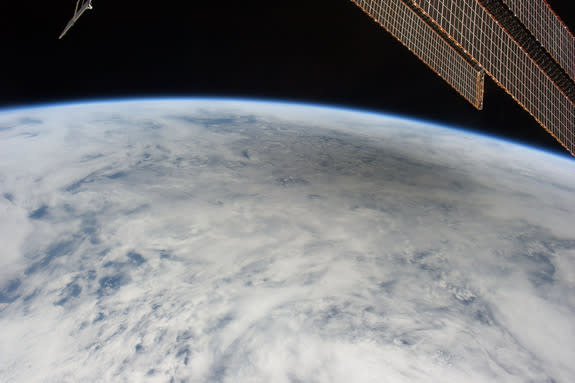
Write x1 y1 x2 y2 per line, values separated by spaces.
502 0 575 82
350 0 485 110
349 0 575 155
410 0 574 156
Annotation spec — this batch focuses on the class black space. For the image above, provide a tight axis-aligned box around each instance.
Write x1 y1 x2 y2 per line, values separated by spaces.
1 0 574 157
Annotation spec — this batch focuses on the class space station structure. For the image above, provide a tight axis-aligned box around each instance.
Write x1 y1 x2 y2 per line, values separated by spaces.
349 0 575 156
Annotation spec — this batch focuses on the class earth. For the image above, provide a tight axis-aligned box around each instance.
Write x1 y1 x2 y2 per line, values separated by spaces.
0 99 574 383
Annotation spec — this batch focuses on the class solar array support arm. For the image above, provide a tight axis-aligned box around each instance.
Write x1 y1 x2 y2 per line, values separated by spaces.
59 0 93 39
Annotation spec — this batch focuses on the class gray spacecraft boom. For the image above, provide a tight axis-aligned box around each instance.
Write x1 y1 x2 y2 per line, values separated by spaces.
59 0 93 39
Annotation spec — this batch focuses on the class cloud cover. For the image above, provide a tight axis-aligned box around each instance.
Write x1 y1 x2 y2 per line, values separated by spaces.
0 99 574 382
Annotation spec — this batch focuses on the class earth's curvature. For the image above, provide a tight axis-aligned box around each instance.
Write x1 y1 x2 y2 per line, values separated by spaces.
0 99 574 383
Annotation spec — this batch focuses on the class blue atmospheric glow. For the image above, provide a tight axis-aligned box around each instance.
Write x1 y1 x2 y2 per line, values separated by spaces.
0 96 571 161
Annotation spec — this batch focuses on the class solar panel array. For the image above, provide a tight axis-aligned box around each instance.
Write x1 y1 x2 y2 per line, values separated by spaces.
349 0 575 156
502 0 575 81
410 0 574 155
350 0 485 109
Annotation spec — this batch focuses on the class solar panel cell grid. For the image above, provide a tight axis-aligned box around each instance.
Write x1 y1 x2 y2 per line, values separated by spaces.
349 0 574 155
503 0 575 81
410 0 574 155
350 0 485 109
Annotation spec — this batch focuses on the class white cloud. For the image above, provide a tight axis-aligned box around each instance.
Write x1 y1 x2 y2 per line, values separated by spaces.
0 100 574 382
